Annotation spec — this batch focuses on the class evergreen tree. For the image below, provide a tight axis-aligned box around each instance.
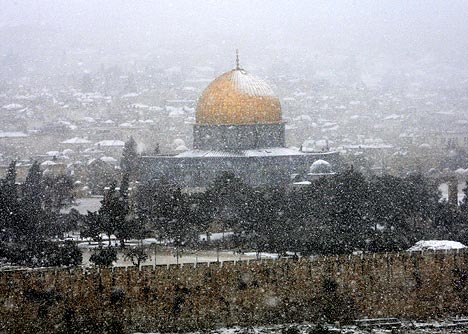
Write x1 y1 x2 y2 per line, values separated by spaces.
22 161 43 213
42 174 74 213
114 173 137 247
98 182 120 246
81 211 103 244
164 188 197 249
120 136 139 179
460 184 468 212
204 171 251 231
15 161 44 242
0 161 18 240
89 246 117 267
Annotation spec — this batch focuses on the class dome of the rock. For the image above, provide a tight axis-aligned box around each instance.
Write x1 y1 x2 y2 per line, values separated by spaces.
196 69 282 126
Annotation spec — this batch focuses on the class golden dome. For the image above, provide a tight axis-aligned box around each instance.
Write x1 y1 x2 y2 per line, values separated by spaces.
196 69 282 126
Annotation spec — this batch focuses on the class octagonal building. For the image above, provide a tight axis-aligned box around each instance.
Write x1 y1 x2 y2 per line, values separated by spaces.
140 60 341 189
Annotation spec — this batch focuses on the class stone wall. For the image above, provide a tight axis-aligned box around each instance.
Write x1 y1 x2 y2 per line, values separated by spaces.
1 250 468 333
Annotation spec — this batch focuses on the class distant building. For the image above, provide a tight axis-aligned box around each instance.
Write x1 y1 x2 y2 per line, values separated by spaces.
140 57 341 189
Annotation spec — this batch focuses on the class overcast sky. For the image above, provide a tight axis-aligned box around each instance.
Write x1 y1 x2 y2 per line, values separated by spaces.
1 1 468 73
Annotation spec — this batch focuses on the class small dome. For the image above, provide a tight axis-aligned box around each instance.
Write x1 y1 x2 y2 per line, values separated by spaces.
63 148 74 155
196 69 282 126
310 159 332 174
41 160 57 166
173 138 186 147
419 143 431 149
175 145 188 152
100 156 117 163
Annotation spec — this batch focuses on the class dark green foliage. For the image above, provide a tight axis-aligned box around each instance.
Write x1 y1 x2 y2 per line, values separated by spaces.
81 174 140 248
89 246 117 267
49 240 83 267
42 174 75 213
132 168 464 256
0 161 81 267
4 240 82 267
282 325 300 334
120 136 139 179
87 159 119 195
80 211 103 242
135 180 199 248
123 245 149 267
308 323 332 334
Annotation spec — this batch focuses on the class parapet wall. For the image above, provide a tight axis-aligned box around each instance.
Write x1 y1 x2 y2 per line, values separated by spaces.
1 249 468 333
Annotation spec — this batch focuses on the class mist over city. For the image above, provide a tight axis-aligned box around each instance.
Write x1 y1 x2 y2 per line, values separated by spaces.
1 1 468 333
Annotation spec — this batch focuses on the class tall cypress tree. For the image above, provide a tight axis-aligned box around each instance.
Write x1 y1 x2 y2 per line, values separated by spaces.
16 161 44 242
115 173 135 247
99 182 120 246
121 136 139 179
0 161 18 240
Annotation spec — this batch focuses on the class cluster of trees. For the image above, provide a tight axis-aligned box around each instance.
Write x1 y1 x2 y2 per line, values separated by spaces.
134 169 468 256
3 147 468 268
81 173 149 267
0 161 82 266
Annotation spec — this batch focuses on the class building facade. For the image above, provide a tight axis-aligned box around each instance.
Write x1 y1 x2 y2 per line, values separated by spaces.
140 61 341 189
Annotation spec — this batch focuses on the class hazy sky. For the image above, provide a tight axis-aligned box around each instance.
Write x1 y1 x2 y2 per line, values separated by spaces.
1 1 468 73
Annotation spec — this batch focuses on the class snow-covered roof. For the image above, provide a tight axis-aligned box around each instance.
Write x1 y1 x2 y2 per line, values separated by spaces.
455 168 468 175
310 159 332 174
61 137 91 144
384 114 401 120
83 117 96 123
41 160 57 166
131 103 149 109
100 156 117 163
342 144 393 150
408 240 466 252
175 147 311 158
95 140 125 147
46 151 60 156
2 103 24 110
293 181 312 185
0 131 28 138
120 92 139 99
83 147 103 154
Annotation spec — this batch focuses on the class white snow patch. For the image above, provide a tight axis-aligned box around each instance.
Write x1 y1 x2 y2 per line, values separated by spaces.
408 240 466 252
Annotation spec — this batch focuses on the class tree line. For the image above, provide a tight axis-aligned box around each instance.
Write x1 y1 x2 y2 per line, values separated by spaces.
2 156 468 268
0 161 80 266
134 169 468 256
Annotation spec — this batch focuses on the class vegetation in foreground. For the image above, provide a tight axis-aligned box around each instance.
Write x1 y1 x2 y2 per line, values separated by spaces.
2 146 468 268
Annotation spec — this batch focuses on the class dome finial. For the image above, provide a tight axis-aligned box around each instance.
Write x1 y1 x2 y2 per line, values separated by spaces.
236 49 240 70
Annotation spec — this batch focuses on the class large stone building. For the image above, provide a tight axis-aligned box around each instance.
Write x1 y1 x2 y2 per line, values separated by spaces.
140 59 341 189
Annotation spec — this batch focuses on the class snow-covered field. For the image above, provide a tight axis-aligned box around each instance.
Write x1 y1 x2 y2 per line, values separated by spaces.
58 231 276 267
80 247 268 267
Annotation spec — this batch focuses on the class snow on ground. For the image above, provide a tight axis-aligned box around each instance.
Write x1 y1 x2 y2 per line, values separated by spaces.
81 248 258 267
61 197 102 214
407 240 466 252
132 321 468 334
438 181 466 204
199 232 234 241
